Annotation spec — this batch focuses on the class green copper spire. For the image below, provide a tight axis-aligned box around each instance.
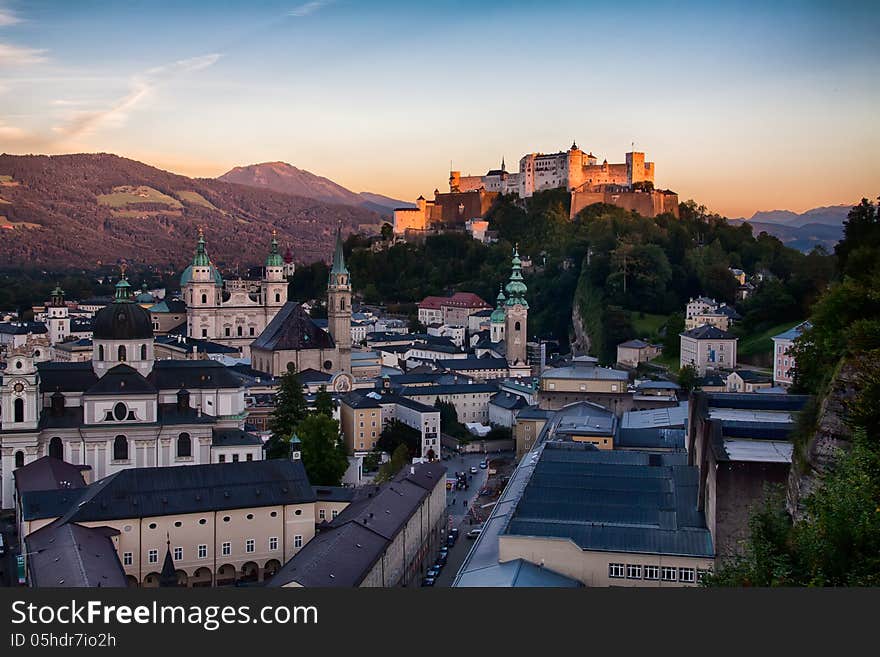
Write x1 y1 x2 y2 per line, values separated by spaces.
114 269 132 303
192 227 211 267
504 245 529 308
266 229 284 267
491 285 506 323
330 226 349 276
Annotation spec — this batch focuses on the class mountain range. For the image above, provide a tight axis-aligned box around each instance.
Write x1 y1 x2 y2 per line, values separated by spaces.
0 153 384 270
218 162 413 215
729 205 852 252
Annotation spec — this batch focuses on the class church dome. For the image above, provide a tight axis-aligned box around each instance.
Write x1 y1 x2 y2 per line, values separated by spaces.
93 279 154 340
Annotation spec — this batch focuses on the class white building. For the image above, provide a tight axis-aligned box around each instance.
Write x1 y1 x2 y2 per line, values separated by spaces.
771 321 812 387
679 325 738 376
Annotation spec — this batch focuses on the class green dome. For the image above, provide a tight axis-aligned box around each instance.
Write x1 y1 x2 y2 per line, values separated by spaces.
180 228 222 288
266 231 284 268
504 245 529 308
491 286 506 322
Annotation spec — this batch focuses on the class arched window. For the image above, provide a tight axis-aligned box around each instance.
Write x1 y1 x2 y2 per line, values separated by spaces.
13 398 24 423
340 297 345 310
14 451 24 468
98 344 105 360
118 345 127 362
49 437 63 460
140 344 147 360
237 326 243 336
177 433 192 458
201 293 207 304
275 292 281 303
113 435 129 461
515 321 521 331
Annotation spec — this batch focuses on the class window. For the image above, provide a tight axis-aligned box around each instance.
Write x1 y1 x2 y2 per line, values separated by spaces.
13 398 24 423
661 566 677 582
269 537 279 551
14 451 24 468
201 329 208 338
173 547 183 561
275 293 281 303
294 535 303 549
644 565 659 580
140 344 147 360
245 539 255 553
222 542 231 556
319 509 326 520
232 454 240 462
246 453 253 461
118 345 126 362
98 345 105 360
123 552 133 566
148 549 158 564
113 402 127 421
198 544 207 559
608 563 625 579
201 293 207 304
679 568 696 584
331 510 338 519
113 435 128 461
218 454 226 463
697 568 711 583
237 325 243 337
177 432 191 458
626 564 642 579
249 327 255 336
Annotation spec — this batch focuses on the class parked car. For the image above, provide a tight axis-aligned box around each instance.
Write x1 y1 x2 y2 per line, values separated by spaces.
479 460 488 469
436 553 447 566
470 466 478 474
427 565 441 578
0 533 5 555
466 528 482 540
450 528 459 540
446 534 456 547
421 577 436 587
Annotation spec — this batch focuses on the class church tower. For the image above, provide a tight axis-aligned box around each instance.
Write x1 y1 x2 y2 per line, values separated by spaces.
504 246 529 367
282 244 296 279
46 283 70 345
490 286 506 344
0 344 41 507
183 228 222 340
262 230 288 308
327 228 352 373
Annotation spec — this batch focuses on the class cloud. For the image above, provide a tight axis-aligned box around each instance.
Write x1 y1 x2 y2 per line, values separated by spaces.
52 53 222 140
0 42 48 65
289 1 331 17
0 8 22 27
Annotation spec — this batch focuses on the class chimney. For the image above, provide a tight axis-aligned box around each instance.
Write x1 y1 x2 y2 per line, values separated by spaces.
410 466 415 475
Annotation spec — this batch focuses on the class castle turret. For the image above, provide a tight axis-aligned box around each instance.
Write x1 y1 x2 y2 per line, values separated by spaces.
504 245 529 367
327 228 352 373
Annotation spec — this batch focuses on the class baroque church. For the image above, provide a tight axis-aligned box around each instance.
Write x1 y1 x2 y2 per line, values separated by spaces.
183 229 288 357
0 275 258 510
250 229 354 393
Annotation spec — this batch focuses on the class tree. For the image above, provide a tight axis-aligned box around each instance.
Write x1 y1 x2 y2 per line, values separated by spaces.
676 364 698 393
380 222 393 241
435 398 468 440
266 371 308 459
377 419 421 457
297 413 350 486
375 443 411 483
315 385 334 418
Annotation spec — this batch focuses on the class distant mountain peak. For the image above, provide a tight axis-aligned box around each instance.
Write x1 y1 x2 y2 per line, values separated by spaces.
218 162 411 216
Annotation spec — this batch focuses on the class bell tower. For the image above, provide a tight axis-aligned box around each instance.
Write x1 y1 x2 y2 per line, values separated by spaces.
47 283 70 345
262 230 288 308
504 246 529 367
327 228 352 372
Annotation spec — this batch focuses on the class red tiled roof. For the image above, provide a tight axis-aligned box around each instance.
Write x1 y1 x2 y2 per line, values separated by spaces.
419 292 490 310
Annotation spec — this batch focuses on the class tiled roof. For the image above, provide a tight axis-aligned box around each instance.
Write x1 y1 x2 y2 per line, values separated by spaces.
251 302 334 351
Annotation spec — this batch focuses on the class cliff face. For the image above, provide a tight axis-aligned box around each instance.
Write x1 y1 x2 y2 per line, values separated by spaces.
570 294 591 356
786 357 863 519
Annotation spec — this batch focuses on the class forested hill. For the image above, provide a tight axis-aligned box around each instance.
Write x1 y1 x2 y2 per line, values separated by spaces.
324 190 833 358
0 153 383 270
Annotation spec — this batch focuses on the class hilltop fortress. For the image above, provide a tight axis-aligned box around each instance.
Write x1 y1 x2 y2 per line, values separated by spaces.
394 142 678 235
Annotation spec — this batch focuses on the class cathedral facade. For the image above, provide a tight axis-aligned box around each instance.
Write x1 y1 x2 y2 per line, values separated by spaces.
0 276 256 510
183 229 288 357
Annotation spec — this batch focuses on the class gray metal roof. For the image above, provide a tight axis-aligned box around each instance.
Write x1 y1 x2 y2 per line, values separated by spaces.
26 522 128 588
542 364 628 381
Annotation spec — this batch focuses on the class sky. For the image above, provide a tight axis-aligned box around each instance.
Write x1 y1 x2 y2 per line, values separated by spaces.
1 0 878 218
